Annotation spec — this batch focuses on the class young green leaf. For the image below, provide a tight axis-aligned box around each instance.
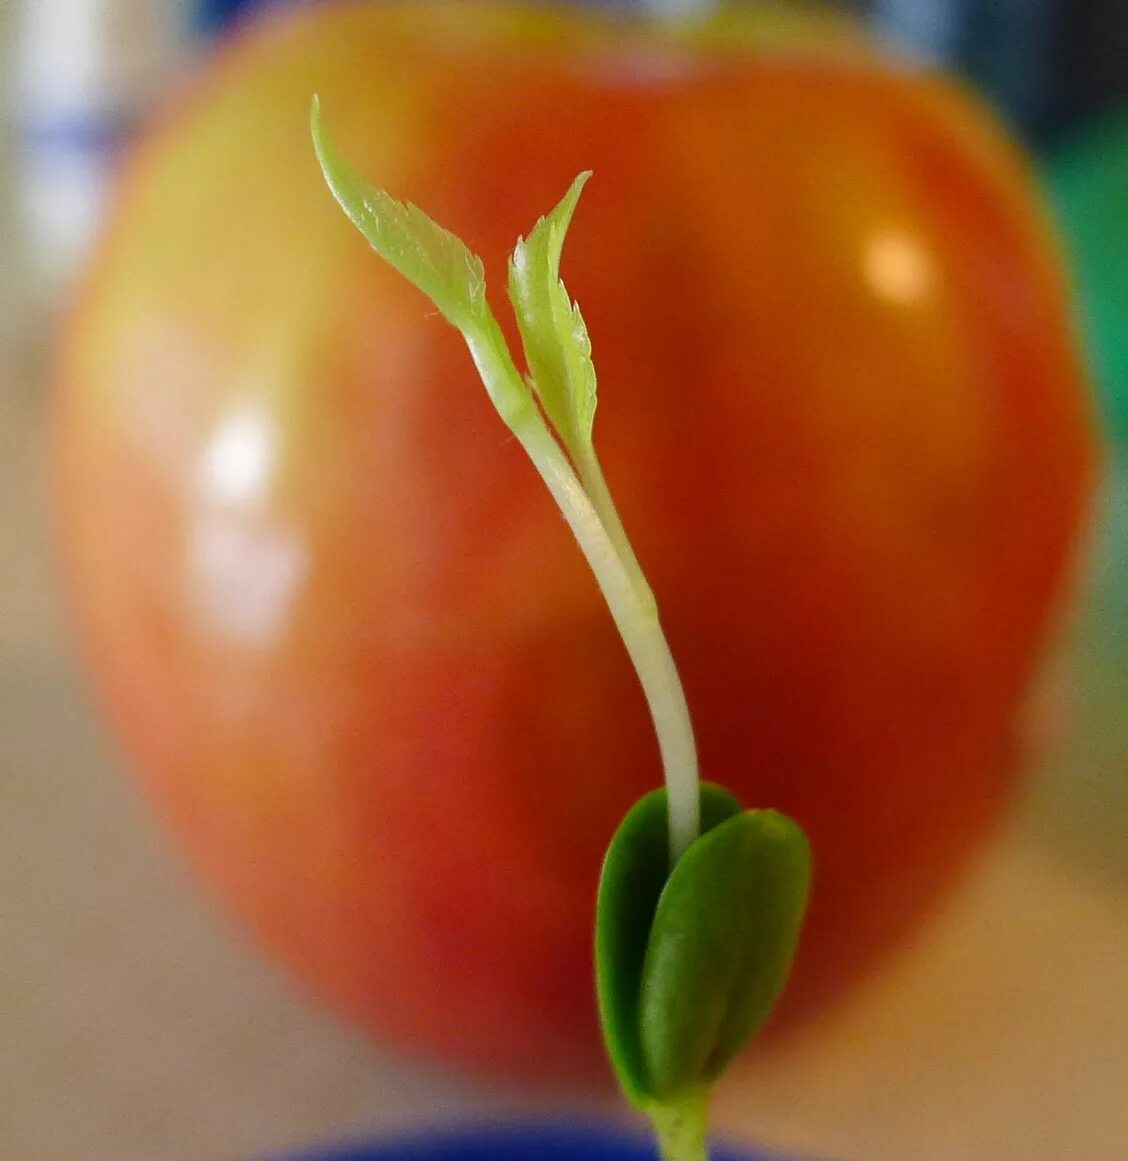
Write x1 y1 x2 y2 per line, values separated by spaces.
312 96 487 331
311 97 538 434
507 171 597 459
638 809 811 1100
508 172 658 636
595 784 745 1108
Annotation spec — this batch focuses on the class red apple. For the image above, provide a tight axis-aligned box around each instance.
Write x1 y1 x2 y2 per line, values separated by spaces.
54 2 1096 1082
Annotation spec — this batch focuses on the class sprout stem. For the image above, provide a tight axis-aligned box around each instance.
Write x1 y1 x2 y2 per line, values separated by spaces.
575 442 657 618
467 326 700 865
649 1089 712 1161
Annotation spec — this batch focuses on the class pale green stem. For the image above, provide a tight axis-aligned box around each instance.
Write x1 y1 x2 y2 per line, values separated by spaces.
574 441 657 618
648 1089 712 1161
467 323 700 864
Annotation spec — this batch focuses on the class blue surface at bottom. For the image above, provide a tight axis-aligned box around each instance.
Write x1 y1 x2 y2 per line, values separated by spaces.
277 1120 801 1161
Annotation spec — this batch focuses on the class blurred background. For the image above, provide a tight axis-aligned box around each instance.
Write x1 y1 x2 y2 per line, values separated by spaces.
2 2 1127 1160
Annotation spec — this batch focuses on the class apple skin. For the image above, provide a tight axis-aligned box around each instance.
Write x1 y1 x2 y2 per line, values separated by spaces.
54 3 1096 1082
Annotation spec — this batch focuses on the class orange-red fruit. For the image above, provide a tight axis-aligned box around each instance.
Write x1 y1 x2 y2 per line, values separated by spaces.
55 3 1096 1082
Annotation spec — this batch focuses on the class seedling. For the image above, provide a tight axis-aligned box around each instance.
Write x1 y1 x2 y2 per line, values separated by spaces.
312 98 811 1161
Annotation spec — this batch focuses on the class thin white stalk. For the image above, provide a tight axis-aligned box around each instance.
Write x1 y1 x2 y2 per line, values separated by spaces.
526 422 700 864
575 441 657 618
468 325 700 864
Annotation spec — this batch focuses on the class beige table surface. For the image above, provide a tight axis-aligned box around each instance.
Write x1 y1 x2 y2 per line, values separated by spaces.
2 132 1127 1161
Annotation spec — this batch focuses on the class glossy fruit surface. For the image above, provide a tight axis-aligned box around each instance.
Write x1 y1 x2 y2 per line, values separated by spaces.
55 2 1096 1082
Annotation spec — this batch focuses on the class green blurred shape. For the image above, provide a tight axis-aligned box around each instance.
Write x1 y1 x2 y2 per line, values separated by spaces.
1045 108 1128 451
